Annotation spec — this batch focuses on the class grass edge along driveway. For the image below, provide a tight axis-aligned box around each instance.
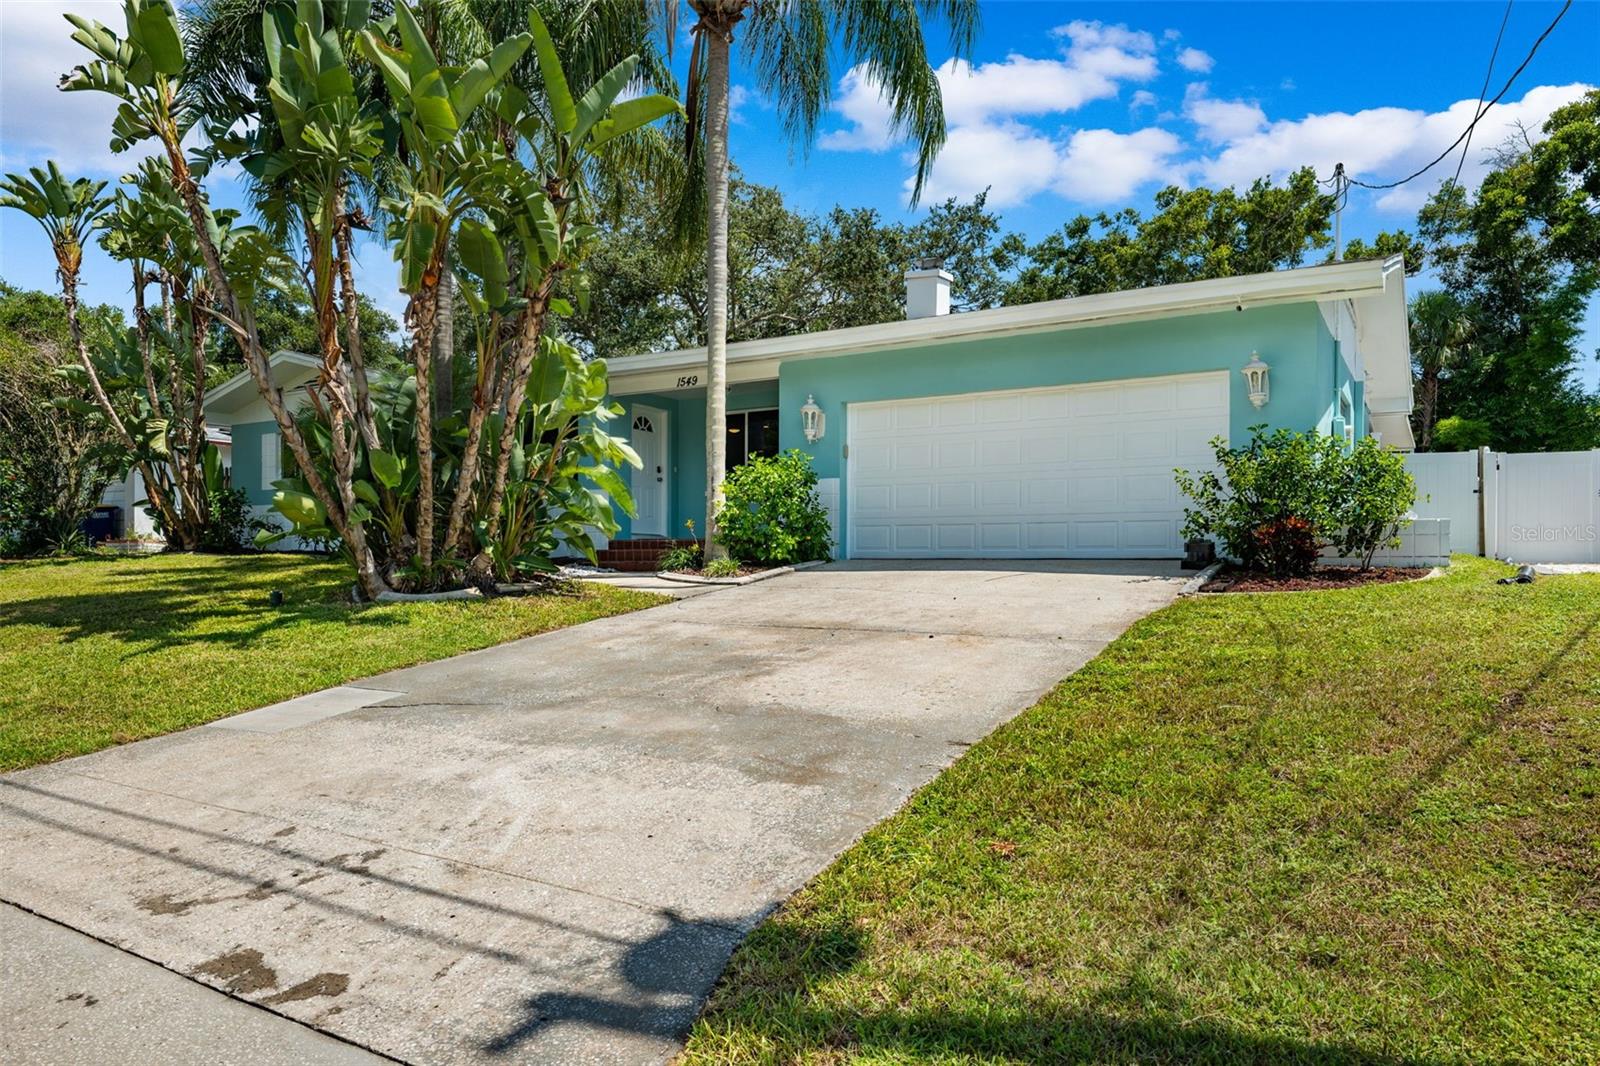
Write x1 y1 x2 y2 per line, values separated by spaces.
0 553 665 771
682 556 1599 1065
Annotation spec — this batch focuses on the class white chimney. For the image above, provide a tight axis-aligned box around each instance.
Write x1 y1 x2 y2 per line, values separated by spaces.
904 258 953 319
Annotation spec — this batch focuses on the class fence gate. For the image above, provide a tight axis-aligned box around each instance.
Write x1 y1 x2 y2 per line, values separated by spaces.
1493 450 1600 564
1408 448 1600 563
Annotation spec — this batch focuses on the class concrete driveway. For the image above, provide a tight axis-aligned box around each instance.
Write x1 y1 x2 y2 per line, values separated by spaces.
1 560 1186 1065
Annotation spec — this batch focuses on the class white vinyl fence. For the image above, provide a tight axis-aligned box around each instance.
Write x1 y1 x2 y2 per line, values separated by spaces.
1407 448 1600 563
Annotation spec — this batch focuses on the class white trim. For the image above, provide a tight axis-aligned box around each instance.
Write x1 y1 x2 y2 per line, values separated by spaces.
204 350 321 417
607 258 1407 394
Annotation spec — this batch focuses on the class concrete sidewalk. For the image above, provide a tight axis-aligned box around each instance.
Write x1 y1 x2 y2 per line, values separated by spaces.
1 560 1185 1064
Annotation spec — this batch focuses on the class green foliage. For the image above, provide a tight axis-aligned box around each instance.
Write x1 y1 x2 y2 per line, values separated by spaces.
0 282 123 556
1328 436 1417 568
198 484 266 553
1177 427 1416 576
658 542 704 572
568 179 1012 356
703 557 740 578
1413 90 1600 452
1003 169 1336 303
1433 416 1494 452
714 450 832 566
1176 427 1347 576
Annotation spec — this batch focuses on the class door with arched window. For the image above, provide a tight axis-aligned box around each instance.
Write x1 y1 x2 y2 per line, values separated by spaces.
630 405 669 536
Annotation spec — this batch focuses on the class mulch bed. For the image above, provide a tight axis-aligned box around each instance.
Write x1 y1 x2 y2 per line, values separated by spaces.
1202 565 1431 593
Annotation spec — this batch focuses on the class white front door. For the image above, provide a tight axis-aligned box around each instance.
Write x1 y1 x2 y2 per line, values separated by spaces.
631 404 669 536
847 372 1229 558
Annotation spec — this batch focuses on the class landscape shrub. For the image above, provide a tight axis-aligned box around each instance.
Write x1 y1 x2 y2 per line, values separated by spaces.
714 449 833 566
703 558 741 578
658 543 703 572
1176 426 1415 577
199 485 269 553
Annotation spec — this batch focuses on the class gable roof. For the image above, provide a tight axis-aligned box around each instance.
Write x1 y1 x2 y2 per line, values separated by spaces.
603 258 1415 432
203 350 321 418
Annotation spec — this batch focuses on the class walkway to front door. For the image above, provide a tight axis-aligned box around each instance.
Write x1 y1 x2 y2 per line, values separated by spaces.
0 561 1187 1065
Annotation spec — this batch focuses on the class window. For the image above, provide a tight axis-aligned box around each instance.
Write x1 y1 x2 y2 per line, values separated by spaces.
261 431 281 487
725 409 779 467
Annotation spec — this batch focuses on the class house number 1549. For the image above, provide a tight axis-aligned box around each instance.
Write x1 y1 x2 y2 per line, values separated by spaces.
675 375 699 389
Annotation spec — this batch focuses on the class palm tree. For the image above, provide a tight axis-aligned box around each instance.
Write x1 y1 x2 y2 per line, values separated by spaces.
679 0 978 558
1409 290 1476 450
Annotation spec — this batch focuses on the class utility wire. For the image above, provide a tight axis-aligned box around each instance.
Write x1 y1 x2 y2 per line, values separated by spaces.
1453 0 1515 188
1346 0 1571 190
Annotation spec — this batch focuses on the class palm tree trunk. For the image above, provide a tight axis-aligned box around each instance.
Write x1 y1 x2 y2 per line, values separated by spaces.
434 247 454 420
1419 368 1439 450
702 21 733 561
409 273 440 572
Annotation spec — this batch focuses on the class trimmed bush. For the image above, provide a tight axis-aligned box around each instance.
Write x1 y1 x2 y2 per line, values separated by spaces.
714 449 833 566
1176 426 1415 577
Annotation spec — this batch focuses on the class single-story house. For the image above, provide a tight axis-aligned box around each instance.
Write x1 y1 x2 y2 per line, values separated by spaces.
203 256 1414 562
606 256 1413 560
95 424 234 540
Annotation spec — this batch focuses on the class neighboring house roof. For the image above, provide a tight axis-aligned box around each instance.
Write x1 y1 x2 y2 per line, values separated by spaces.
604 256 1415 444
204 350 321 419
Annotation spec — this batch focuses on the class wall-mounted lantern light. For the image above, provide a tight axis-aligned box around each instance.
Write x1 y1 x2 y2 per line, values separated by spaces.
1241 351 1270 409
800 394 826 443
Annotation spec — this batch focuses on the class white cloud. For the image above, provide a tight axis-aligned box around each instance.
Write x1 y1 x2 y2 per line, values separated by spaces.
1194 82 1595 212
1183 83 1266 144
1176 47 1214 74
823 19 1169 207
1057 128 1184 203
914 122 1064 207
1130 90 1159 111
822 20 1158 152
0 2 135 174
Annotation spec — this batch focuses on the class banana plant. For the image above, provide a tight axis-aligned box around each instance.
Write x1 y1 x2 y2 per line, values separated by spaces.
355 2 530 573
0 162 200 545
470 6 680 559
58 0 389 592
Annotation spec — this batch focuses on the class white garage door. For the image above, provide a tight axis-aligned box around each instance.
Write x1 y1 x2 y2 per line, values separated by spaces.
847 372 1229 558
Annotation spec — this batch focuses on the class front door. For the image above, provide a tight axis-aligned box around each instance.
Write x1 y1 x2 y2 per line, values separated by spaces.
631 404 669 536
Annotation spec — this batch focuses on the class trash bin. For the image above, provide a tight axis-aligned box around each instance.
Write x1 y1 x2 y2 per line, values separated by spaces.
83 506 122 544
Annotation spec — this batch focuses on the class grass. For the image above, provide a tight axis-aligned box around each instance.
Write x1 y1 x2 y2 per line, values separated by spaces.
683 557 1600 1065
0 552 664 771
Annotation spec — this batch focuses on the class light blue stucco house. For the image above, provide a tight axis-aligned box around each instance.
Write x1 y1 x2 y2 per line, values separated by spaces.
205 256 1413 561
604 256 1413 560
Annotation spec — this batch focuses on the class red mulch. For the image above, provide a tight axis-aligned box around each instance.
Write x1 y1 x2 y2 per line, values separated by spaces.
1201 565 1431 593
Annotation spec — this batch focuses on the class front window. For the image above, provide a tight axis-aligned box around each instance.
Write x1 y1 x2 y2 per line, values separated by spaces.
726 408 779 467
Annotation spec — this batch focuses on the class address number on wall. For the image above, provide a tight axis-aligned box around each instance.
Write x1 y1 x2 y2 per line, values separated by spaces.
675 375 700 389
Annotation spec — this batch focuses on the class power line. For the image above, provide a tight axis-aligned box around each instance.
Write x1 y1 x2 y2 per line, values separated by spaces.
1453 0 1515 188
1346 0 1571 191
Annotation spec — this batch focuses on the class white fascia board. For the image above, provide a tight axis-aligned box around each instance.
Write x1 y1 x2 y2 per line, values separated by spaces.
604 355 782 396
1356 257 1414 412
605 258 1397 391
204 350 321 417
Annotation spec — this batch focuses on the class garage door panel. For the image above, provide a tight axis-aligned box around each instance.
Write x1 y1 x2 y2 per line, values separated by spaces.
849 373 1228 558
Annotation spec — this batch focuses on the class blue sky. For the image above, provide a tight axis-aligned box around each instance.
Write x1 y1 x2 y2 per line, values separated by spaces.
3 1 1596 386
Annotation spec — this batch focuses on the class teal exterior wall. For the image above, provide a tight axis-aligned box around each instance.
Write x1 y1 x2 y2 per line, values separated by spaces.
612 380 778 540
614 303 1355 549
228 420 280 505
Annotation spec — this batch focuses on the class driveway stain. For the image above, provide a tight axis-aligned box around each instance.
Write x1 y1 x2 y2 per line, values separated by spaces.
263 972 349 1004
192 948 278 994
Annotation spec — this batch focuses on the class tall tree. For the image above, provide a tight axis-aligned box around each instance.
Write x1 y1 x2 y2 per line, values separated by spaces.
679 0 978 558
1408 290 1475 450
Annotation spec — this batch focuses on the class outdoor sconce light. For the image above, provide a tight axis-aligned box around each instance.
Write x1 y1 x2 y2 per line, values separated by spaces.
1241 351 1270 409
800 394 826 443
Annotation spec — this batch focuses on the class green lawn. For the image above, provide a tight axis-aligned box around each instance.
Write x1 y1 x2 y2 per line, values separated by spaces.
684 557 1600 1065
0 553 664 771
